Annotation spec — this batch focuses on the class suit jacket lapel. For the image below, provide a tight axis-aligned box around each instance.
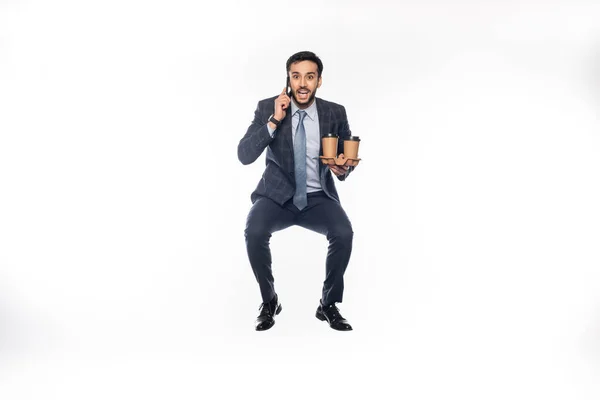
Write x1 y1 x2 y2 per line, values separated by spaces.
316 98 331 176
316 98 331 154
279 111 294 173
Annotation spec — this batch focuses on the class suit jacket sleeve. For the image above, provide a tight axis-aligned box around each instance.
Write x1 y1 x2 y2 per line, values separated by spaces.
238 101 273 165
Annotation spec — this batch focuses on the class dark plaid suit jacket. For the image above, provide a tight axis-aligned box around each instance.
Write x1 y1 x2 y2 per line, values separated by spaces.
238 96 355 206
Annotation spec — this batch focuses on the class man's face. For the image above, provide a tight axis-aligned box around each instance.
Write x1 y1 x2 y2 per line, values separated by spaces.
288 60 322 109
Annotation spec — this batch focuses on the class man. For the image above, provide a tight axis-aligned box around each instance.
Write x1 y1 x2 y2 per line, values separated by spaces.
238 51 358 331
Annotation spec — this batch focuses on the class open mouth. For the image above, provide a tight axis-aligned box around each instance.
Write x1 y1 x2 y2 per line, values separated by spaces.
297 89 310 100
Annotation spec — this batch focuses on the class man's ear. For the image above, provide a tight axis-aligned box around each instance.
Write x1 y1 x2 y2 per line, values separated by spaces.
317 76 322 88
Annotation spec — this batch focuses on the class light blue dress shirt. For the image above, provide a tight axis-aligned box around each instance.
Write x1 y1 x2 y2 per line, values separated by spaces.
267 99 322 193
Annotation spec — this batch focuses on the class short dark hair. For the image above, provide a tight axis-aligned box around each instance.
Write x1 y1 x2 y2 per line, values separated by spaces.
286 51 323 77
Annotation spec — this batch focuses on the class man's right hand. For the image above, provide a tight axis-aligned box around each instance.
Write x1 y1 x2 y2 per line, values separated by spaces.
274 87 291 121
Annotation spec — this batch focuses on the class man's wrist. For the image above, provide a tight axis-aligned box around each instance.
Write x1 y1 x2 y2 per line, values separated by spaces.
268 114 281 127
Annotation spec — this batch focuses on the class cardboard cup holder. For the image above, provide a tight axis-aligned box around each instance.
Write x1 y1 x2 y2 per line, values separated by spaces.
319 154 361 167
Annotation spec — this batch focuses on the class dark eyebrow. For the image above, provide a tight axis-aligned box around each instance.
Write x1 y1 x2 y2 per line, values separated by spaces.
291 71 317 75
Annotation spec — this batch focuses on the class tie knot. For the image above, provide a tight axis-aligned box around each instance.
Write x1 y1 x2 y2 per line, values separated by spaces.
297 110 306 121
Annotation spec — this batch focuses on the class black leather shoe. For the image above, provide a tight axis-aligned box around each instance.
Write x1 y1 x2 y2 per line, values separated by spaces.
255 294 282 331
316 301 353 331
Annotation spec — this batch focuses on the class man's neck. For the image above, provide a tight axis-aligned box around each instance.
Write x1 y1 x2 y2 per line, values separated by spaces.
292 98 315 110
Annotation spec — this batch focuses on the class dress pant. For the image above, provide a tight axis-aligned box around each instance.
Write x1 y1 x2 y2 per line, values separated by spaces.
244 191 353 307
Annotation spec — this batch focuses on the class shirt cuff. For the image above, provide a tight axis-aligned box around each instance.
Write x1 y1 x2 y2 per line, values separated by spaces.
267 123 276 138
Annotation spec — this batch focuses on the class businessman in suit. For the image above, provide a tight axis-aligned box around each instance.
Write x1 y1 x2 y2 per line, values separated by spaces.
238 51 357 331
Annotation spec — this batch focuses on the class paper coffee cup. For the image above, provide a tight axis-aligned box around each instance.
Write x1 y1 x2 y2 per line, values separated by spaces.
343 136 360 159
321 133 338 158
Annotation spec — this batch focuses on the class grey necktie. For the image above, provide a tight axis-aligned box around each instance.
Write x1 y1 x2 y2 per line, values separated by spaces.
293 110 307 210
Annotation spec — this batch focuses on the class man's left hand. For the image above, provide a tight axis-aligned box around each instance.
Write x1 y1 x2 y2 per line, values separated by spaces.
329 164 349 176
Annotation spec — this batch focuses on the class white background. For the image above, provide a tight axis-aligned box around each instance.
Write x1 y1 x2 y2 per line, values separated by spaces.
1 0 600 398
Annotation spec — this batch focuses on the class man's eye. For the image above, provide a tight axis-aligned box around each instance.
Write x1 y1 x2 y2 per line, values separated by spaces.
308 76 313 80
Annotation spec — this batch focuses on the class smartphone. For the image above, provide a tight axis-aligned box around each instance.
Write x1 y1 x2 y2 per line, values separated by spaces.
286 76 291 97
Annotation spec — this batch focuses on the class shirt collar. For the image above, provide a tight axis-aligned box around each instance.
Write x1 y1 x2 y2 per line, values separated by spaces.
291 97 318 121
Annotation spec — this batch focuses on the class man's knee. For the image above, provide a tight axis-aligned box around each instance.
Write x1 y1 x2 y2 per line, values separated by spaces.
244 224 271 244
328 229 353 247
